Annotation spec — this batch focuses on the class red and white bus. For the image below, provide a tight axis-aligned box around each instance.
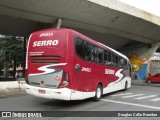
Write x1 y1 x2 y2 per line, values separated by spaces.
25 28 131 101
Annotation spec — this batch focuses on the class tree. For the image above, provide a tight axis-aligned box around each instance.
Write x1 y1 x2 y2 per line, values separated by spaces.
0 36 24 78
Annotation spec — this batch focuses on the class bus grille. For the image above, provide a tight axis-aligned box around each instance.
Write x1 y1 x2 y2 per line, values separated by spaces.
30 56 60 64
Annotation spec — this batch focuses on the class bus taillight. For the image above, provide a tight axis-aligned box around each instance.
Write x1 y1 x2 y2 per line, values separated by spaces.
58 71 69 88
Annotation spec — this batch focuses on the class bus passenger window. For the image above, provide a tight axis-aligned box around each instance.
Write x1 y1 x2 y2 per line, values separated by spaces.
75 37 85 60
108 52 112 65
97 48 103 64
111 54 116 66
119 57 125 68
118 57 123 68
83 42 91 61
104 50 108 65
115 55 119 67
124 59 128 69
91 45 99 63
119 58 128 69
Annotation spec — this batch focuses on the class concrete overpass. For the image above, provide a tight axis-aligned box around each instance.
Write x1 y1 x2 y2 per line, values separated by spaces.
0 0 160 50
0 0 160 80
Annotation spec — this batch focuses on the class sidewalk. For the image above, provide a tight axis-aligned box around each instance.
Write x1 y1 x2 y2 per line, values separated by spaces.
0 78 26 95
131 79 160 87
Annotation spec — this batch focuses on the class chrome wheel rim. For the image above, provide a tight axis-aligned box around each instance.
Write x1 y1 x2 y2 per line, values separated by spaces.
97 87 101 98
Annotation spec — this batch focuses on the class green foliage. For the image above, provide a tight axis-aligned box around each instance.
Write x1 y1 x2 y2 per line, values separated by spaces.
0 36 24 70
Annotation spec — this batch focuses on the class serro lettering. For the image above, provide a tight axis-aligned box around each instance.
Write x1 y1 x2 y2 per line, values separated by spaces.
105 69 115 74
33 40 58 47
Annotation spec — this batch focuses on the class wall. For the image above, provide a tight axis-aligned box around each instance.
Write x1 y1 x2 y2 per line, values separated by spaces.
0 81 25 92
150 52 160 75
129 55 149 80
121 42 160 80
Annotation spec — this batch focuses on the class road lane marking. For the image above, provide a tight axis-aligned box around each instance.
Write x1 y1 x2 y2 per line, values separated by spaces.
111 93 133 96
122 94 144 98
134 95 158 100
150 98 160 101
101 99 160 110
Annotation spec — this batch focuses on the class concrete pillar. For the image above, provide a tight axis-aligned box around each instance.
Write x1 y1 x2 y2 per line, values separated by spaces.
51 18 63 28
139 42 160 58
121 42 160 58
56 18 63 28
120 42 160 80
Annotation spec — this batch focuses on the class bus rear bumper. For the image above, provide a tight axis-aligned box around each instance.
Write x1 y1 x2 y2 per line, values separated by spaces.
26 84 71 100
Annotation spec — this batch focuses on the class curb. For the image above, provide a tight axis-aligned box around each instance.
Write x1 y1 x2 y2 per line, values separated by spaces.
132 82 160 87
0 81 26 92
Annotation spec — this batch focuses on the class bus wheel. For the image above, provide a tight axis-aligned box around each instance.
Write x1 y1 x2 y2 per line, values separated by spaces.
147 80 152 83
124 81 128 91
93 84 102 101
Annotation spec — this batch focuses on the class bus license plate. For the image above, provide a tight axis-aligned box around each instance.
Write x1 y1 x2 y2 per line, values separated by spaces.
38 90 46 94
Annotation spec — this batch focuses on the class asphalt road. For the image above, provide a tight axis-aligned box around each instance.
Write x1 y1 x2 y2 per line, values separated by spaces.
0 85 160 120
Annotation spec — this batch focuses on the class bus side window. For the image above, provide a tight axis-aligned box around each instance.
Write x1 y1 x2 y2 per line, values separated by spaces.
104 50 108 65
97 47 103 64
119 57 124 68
124 59 128 69
108 52 112 65
75 37 85 60
115 55 119 67
119 57 128 69
83 41 91 61
91 45 99 63
75 37 92 62
111 54 116 66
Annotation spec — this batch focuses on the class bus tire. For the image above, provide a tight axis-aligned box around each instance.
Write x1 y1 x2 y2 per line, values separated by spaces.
93 84 102 101
124 81 128 91
147 79 152 83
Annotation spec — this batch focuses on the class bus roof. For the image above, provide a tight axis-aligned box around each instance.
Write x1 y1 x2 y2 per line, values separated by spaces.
31 28 129 61
98 42 129 61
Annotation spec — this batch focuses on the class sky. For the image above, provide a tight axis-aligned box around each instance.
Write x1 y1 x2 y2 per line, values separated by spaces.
118 0 160 16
